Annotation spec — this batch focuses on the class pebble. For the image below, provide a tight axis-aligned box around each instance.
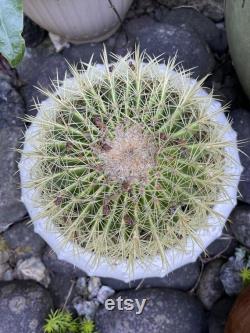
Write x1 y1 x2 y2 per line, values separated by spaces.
75 276 88 296
73 297 99 319
15 257 50 288
220 256 244 296
88 277 102 299
229 204 250 248
197 259 225 310
97 286 115 304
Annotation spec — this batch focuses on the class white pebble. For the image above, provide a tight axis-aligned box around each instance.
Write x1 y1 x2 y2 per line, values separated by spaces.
88 276 101 298
73 297 99 319
75 276 87 296
15 257 50 287
97 285 115 304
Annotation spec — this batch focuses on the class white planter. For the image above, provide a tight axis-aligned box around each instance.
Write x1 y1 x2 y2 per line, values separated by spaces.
23 0 133 44
19 64 243 283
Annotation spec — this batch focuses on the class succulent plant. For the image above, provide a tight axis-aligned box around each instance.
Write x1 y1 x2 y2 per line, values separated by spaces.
44 309 78 333
23 50 238 270
43 309 97 333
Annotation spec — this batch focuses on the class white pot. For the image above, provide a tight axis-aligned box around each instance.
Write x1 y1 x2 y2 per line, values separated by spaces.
19 64 243 283
23 0 133 44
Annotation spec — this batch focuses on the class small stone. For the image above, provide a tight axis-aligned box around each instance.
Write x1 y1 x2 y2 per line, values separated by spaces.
15 257 50 288
75 277 88 296
88 277 101 299
0 280 53 333
197 259 225 309
229 204 250 247
97 286 115 304
73 297 99 319
220 256 244 296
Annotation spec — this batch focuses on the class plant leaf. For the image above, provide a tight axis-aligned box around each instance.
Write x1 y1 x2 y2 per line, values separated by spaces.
0 0 25 67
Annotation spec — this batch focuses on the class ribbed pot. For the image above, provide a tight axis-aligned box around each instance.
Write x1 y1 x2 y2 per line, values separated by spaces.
19 64 242 283
225 0 250 99
23 0 133 44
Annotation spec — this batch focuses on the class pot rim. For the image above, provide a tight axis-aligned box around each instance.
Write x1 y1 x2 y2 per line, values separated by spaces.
19 63 243 282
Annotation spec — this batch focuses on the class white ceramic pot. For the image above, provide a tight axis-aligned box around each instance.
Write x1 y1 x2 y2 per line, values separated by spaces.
19 64 242 283
23 0 133 44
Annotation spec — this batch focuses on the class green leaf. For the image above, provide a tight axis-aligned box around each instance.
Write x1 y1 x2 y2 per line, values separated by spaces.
0 0 25 67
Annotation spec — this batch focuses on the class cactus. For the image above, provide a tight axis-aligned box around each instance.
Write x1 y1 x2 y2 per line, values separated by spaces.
23 50 238 270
